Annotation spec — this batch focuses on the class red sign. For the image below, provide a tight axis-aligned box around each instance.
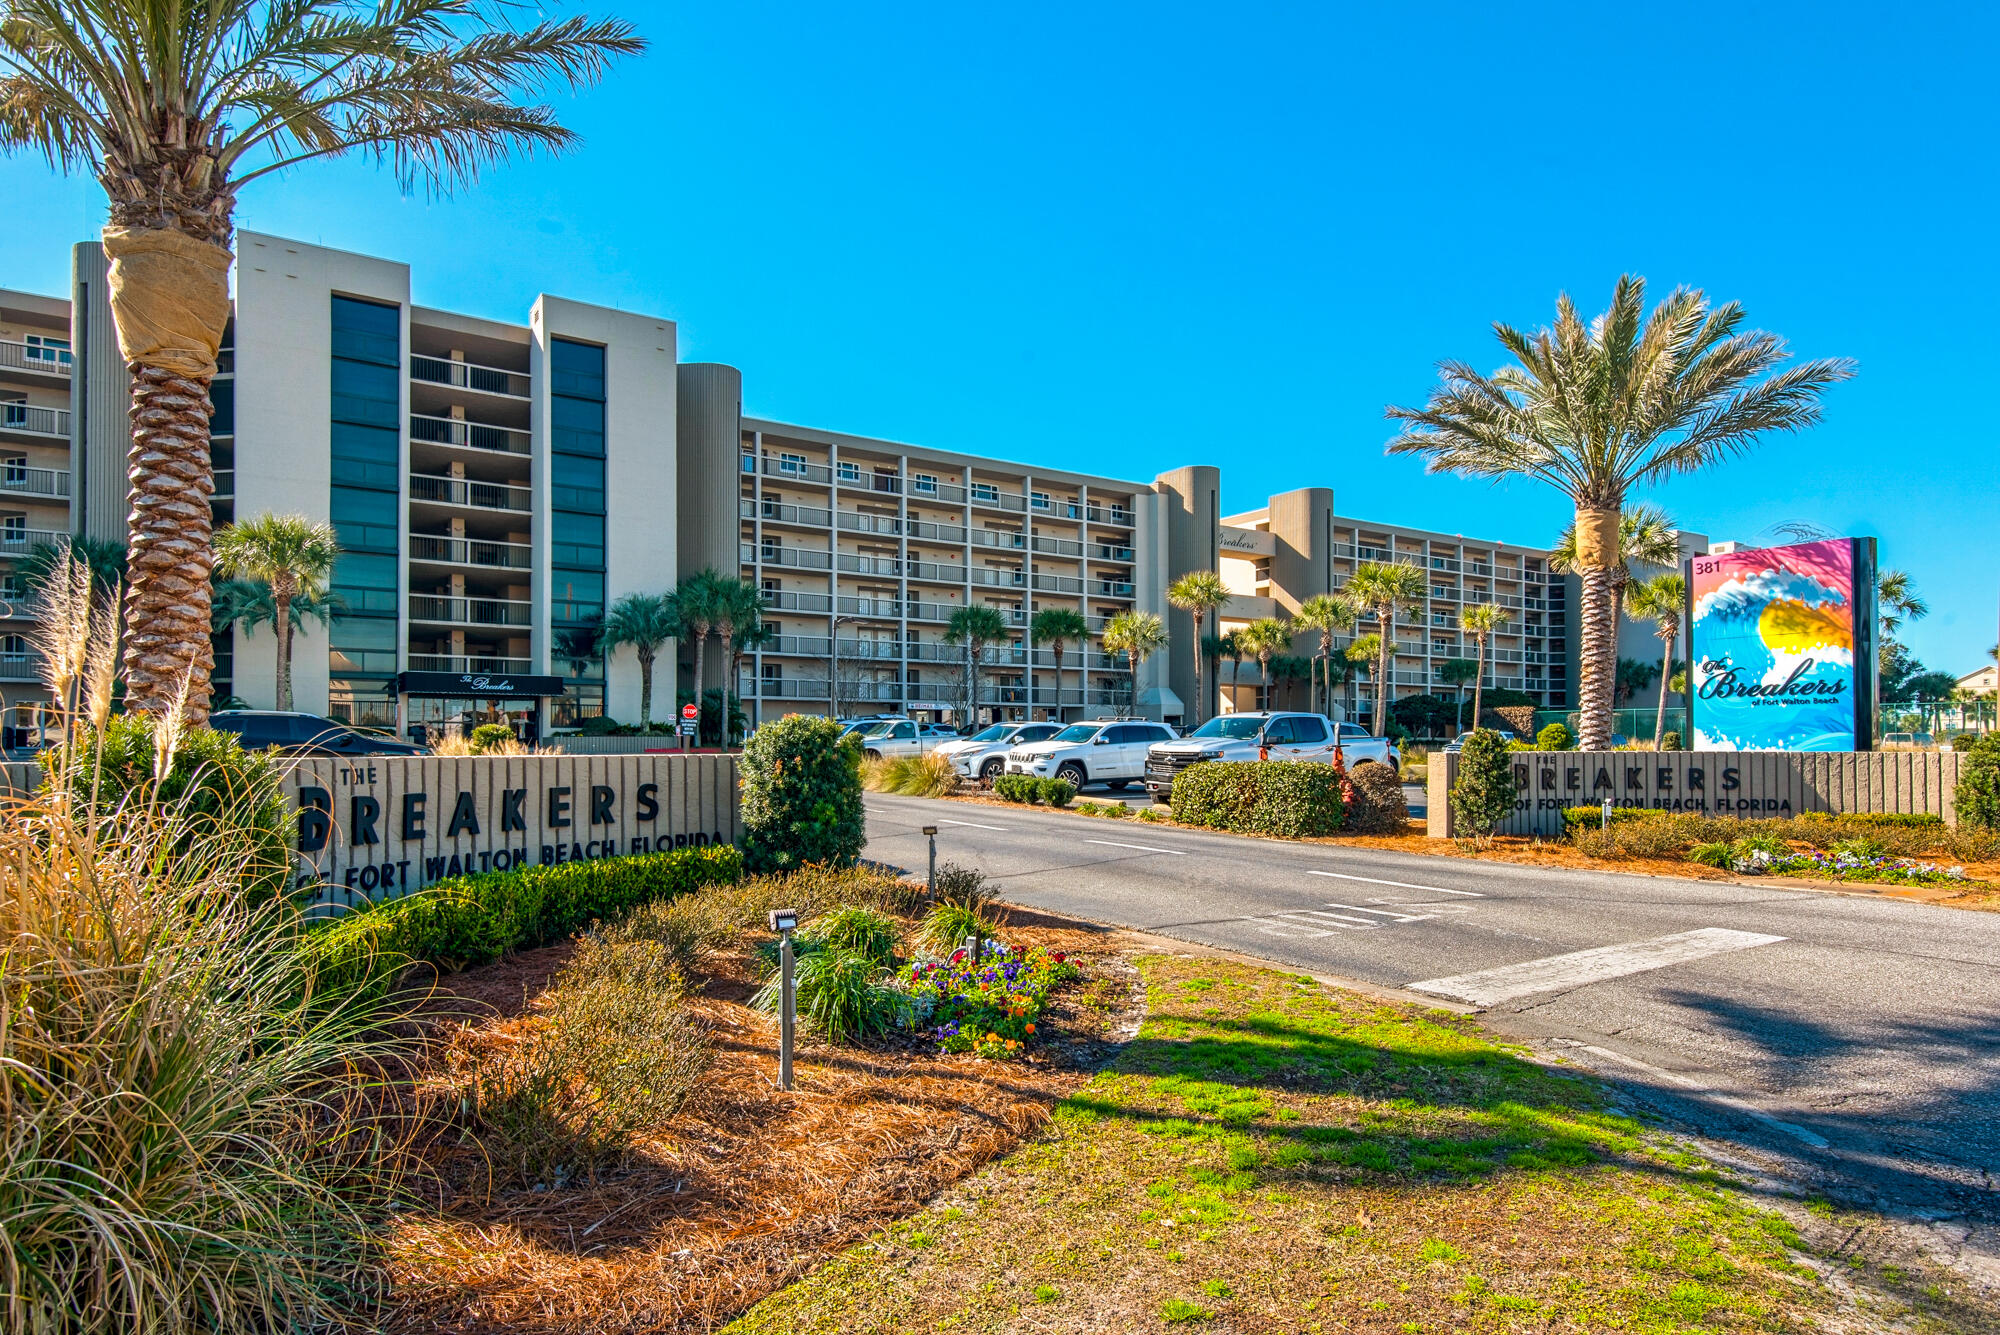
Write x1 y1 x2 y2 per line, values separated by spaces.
681 703 699 720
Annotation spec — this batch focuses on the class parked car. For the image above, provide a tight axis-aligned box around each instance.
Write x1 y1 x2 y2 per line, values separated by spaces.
1441 729 1517 753
1004 718 1180 790
936 721 1063 782
918 722 962 742
210 710 427 757
1144 712 1398 796
852 717 950 761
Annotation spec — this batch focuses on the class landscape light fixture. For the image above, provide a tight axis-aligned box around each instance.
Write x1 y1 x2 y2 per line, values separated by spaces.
769 908 800 1089
922 826 939 902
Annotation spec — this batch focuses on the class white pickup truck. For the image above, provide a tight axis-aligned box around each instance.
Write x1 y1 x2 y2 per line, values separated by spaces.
1143 711 1398 797
850 717 952 761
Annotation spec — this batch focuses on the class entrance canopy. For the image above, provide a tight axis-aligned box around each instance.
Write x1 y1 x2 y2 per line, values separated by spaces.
393 670 566 699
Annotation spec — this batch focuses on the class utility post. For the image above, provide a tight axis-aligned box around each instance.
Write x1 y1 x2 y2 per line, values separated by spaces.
768 908 799 1090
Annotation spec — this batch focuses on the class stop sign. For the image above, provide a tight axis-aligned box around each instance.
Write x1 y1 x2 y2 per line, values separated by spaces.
681 703 699 720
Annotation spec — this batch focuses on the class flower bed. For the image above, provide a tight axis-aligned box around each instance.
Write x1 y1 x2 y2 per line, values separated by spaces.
1706 844 1967 885
905 941 1080 1059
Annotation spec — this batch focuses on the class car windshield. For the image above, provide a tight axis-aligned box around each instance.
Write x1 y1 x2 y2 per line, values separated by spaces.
1189 716 1266 740
858 721 902 738
968 725 1013 742
1051 724 1102 744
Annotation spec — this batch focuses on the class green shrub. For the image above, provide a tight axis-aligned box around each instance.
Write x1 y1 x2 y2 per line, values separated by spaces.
1953 733 2000 830
741 715 865 873
1560 805 1650 836
1795 811 1943 829
802 905 902 966
1536 722 1573 751
754 946 907 1043
56 717 294 906
456 967 710 1189
1570 810 2000 863
468 722 517 754
1170 761 1347 838
932 862 1001 915
993 774 1038 803
576 714 621 735
1037 777 1076 807
1661 730 1683 752
1344 761 1409 834
302 844 744 1000
916 900 1004 958
1450 729 1518 846
1687 841 1732 868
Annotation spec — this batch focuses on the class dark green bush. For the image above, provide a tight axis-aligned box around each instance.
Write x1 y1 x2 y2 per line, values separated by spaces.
1037 777 1076 807
753 946 906 1043
1661 730 1683 752
993 774 1038 803
1169 761 1347 838
1570 810 1998 863
740 715 864 873
1450 729 1518 845
302 844 744 999
1344 761 1409 834
1560 805 1652 835
1536 723 1573 751
469 723 517 754
56 717 294 906
1953 734 2000 831
802 905 901 966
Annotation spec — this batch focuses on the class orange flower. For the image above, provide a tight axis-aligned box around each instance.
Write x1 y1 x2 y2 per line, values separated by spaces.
1025 1022 1036 1034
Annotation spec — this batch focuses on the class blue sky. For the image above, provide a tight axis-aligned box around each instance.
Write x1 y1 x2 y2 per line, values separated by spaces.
6 1 1995 672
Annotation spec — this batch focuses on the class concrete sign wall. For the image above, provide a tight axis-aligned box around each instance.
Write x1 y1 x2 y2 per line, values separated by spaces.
287 753 740 908
1427 749 1967 839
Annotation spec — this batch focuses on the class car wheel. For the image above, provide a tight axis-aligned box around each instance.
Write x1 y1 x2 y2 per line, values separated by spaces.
865 749 882 762
1057 761 1088 788
980 758 1005 783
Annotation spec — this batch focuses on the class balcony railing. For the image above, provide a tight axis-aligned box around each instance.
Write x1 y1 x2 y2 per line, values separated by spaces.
838 552 903 578
768 590 834 613
968 528 1026 551
0 341 72 376
969 567 1025 589
836 511 903 537
907 478 969 505
838 595 907 619
1032 535 1083 558
906 560 968 584
969 486 1028 513
835 468 903 495
408 654 534 675
742 453 834 485
1 404 69 439
409 594 532 628
409 472 531 512
409 354 530 398
0 651 39 681
0 463 70 498
744 498 834 528
0 527 67 557
410 413 530 455
1032 573 1084 594
748 676 832 700
1084 504 1132 526
748 543 832 571
1090 580 1135 598
409 535 531 569
764 633 833 657
906 519 968 545
1091 544 1135 563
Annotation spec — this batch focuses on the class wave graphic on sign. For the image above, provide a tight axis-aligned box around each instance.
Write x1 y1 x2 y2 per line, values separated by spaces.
1691 554 1857 751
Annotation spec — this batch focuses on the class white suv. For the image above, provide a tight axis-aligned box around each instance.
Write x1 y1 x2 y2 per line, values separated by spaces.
1144 712 1399 796
936 721 1063 782
1005 719 1180 791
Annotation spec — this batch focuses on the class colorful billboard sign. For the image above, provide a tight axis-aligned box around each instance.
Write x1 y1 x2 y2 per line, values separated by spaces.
1685 538 1877 752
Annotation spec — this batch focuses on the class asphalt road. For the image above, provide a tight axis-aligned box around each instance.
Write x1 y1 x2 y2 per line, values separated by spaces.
864 792 2000 1283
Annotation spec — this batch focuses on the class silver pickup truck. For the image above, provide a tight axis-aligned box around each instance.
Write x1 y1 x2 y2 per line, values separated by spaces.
1144 711 1398 797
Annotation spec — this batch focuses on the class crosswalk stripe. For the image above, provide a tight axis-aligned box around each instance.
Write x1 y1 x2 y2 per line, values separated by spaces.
1407 928 1787 1007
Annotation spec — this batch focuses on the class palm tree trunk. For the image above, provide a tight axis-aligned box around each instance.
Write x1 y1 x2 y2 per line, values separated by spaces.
1190 613 1204 724
638 648 655 727
1260 657 1272 711
1374 613 1391 737
1056 641 1067 722
123 364 218 719
1655 631 1673 749
1128 652 1140 713
1472 639 1486 730
688 625 707 747
274 592 293 712
1576 567 1616 750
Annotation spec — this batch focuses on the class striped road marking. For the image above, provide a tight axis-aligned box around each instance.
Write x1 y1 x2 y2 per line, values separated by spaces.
1085 839 1188 856
1306 869 1483 897
1408 928 1787 1007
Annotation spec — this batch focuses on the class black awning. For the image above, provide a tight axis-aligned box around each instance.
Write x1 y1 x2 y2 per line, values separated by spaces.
393 671 567 699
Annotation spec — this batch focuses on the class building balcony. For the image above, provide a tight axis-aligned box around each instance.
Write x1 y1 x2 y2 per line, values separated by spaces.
0 649 42 680
748 676 832 701
1031 535 1083 558
749 543 833 571
766 589 834 614
1084 504 1133 527
906 559 969 584
764 633 833 657
410 472 531 513
742 453 834 486
0 341 72 378
1090 579 1135 598
408 654 534 675
0 527 67 559
838 552 905 578
1 404 69 441
0 463 70 500
969 567 1026 589
837 594 908 619
967 528 1026 553
409 535 531 570
411 412 530 456
835 511 903 538
742 498 834 529
1090 543 1135 562
834 468 904 496
1032 573 1084 594
409 354 530 399
968 486 1029 514
409 594 532 628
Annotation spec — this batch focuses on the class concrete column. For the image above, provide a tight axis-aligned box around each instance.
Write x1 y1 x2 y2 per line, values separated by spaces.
1152 465 1221 722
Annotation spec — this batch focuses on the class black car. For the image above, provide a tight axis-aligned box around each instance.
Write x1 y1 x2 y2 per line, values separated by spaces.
210 710 426 758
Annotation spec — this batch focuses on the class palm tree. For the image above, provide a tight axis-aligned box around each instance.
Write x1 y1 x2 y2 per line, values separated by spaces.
675 568 728 723
1346 633 1381 727
1236 618 1293 711
1345 561 1427 736
944 604 1009 725
1624 572 1686 750
1269 655 1312 710
1387 277 1853 749
1101 611 1167 715
0 4 642 721
1166 570 1231 723
1549 503 1682 610
1321 653 1352 721
212 513 339 711
1439 657 1479 730
710 576 768 734
1877 569 1928 639
1458 602 1508 732
1294 593 1358 715
603 592 679 729
554 624 604 679
1030 606 1089 721
19 536 126 597
212 576 343 695
1217 631 1246 712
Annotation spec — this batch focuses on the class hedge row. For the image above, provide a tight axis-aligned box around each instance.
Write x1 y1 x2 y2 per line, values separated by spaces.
994 774 1075 807
1169 761 1347 838
301 844 745 999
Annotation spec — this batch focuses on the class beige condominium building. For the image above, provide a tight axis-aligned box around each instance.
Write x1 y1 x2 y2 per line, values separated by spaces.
8 232 1689 741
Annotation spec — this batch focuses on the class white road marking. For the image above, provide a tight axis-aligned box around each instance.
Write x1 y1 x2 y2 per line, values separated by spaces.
1307 870 1482 897
1085 839 1188 856
1281 909 1384 928
1568 1042 1830 1148
1408 928 1787 1007
1322 903 1438 923
938 818 1007 831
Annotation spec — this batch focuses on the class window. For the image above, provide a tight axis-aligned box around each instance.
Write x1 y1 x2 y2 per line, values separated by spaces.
330 296 398 365
1 456 24 486
780 452 807 475
331 551 398 615
1031 490 1050 510
329 484 397 553
914 473 938 495
330 422 398 490
1339 722 1370 738
837 461 862 484
551 569 605 624
550 395 605 456
1291 716 1329 743
549 337 606 399
551 510 605 567
551 452 605 511
762 578 780 596
761 661 783 682
23 335 71 366
971 482 998 504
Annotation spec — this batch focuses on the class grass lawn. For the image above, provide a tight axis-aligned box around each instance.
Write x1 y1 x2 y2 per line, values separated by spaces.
724 952 1973 1334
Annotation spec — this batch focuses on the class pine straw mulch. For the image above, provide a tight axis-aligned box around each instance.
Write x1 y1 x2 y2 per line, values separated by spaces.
379 908 1143 1335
